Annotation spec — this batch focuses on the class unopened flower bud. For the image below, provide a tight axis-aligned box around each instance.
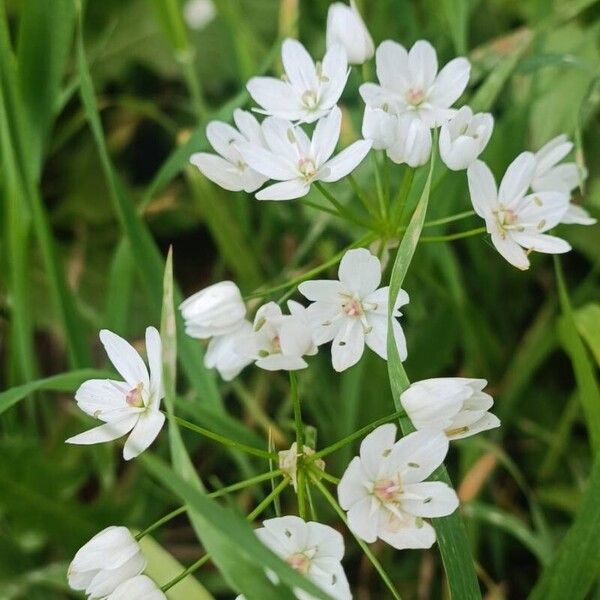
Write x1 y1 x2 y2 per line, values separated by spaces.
326 1 374 65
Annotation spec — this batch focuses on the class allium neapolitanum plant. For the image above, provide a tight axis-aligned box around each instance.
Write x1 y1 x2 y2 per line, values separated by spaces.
1 1 598 599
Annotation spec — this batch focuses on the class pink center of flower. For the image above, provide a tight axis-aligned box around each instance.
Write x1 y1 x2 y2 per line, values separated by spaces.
287 552 311 575
298 158 317 180
342 297 364 317
126 383 144 408
406 88 426 107
374 479 401 502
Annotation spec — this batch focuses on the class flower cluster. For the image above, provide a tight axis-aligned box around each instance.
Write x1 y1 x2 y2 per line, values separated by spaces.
64 1 594 598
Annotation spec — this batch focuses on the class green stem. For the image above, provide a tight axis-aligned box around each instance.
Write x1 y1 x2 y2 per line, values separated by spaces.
310 474 402 600
314 181 373 229
300 197 340 218
347 174 377 218
422 210 476 229
317 470 340 485
161 554 211 592
136 506 186 541
247 477 290 521
308 410 407 461
164 412 277 459
290 371 307 519
390 167 415 230
371 152 387 219
419 226 486 243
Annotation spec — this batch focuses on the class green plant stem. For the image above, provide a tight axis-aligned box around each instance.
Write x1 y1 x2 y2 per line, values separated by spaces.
371 152 387 219
161 554 211 592
347 173 377 218
390 168 415 229
308 409 407 461
136 506 186 541
317 470 340 485
310 473 402 600
290 371 307 519
422 210 476 229
313 181 373 229
301 197 340 218
164 412 277 459
247 477 290 521
419 227 486 243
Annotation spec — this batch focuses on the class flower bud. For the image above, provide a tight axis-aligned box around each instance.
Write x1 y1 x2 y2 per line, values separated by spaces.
362 106 396 150
204 320 255 381
180 281 246 339
183 0 216 30
400 378 500 440
387 115 432 167
106 575 166 599
68 526 145 598
326 1 374 65
439 106 493 171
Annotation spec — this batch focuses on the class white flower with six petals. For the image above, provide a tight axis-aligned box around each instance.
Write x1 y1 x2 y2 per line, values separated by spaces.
467 153 571 270
66 328 165 460
299 248 409 372
247 38 349 123
338 425 458 549
238 106 372 201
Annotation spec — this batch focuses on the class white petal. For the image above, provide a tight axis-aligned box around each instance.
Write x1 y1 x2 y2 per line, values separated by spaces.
255 354 308 371
66 415 138 446
338 456 370 509
518 190 569 230
401 482 459 517
281 38 318 93
100 330 150 389
389 429 449 484
561 203 597 225
364 314 388 359
533 163 581 194
261 117 301 163
145 327 163 404
74 379 126 418
236 141 296 181
261 515 309 555
331 318 365 371
498 152 536 207
490 232 530 270
298 280 345 302
319 44 349 109
338 248 381 296
428 57 470 109
189 153 245 192
359 423 397 480
246 76 303 120
467 160 497 219
306 521 344 561
448 412 501 440
233 109 263 144
346 496 379 543
256 179 310 201
408 40 438 90
362 106 397 150
509 232 571 254
535 135 572 175
206 121 244 161
305 302 343 345
86 553 146 597
311 106 341 166
378 517 436 550
123 410 165 460
376 40 409 94
319 140 372 182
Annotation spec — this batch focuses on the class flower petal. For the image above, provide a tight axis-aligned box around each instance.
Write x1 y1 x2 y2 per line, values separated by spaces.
490 232 530 270
509 232 571 254
408 40 438 90
376 40 409 94
100 330 151 389
359 423 397 480
123 410 166 460
281 38 318 93
378 516 436 550
319 140 372 182
467 160 497 219
237 141 296 181
339 248 381 296
331 318 365 371
389 429 449 484
256 179 310 201
145 327 163 404
428 57 470 109
346 496 379 543
498 152 536 207
74 379 127 418
189 153 245 192
311 106 341 166
401 482 459 518
66 415 138 446
338 456 370 509
246 76 303 119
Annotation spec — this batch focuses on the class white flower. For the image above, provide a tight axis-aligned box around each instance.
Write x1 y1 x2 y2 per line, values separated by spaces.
190 109 268 192
532 134 596 226
439 106 494 171
361 105 396 150
400 378 500 440
204 320 254 381
237 301 317 371
66 328 165 461
68 526 145 598
183 0 216 30
338 425 457 549
237 516 351 600
238 106 372 201
360 40 470 128
247 38 349 123
467 153 571 270
106 575 166 599
386 114 432 167
278 442 325 491
326 1 374 65
180 280 246 338
299 248 408 372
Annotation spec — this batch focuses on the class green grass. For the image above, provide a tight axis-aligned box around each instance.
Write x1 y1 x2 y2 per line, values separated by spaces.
0 0 599 598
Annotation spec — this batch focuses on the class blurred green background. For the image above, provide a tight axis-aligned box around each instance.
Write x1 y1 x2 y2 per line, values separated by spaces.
0 0 599 598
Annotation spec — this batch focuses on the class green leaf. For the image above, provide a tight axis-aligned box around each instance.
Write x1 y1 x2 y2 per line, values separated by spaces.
139 536 214 600
75 5 221 409
386 152 481 599
443 0 469 55
142 454 332 600
573 303 600 367
554 258 600 454
0 369 110 416
529 452 600 600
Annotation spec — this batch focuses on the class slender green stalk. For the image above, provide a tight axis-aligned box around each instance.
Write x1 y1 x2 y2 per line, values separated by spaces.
210 470 285 499
301 197 340 218
419 227 486 243
247 477 290 521
309 410 407 460
371 152 387 219
136 506 186 541
311 473 402 600
347 173 377 218
164 412 277 459
290 372 307 519
161 554 211 592
314 181 373 229
390 168 415 230
422 210 476 229
317 470 340 485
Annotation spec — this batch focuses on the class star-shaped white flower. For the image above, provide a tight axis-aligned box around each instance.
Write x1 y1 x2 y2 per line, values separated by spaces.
467 153 571 270
439 105 494 171
400 378 500 440
360 39 470 128
237 301 317 371
338 425 457 550
247 38 349 123
66 328 165 461
532 134 596 226
237 106 372 201
236 516 351 600
298 248 408 372
190 109 268 192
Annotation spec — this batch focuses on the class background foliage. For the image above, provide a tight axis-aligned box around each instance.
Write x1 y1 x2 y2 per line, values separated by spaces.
0 0 599 598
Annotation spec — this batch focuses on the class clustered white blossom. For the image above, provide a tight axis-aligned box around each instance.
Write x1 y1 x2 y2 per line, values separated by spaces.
66 2 594 598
